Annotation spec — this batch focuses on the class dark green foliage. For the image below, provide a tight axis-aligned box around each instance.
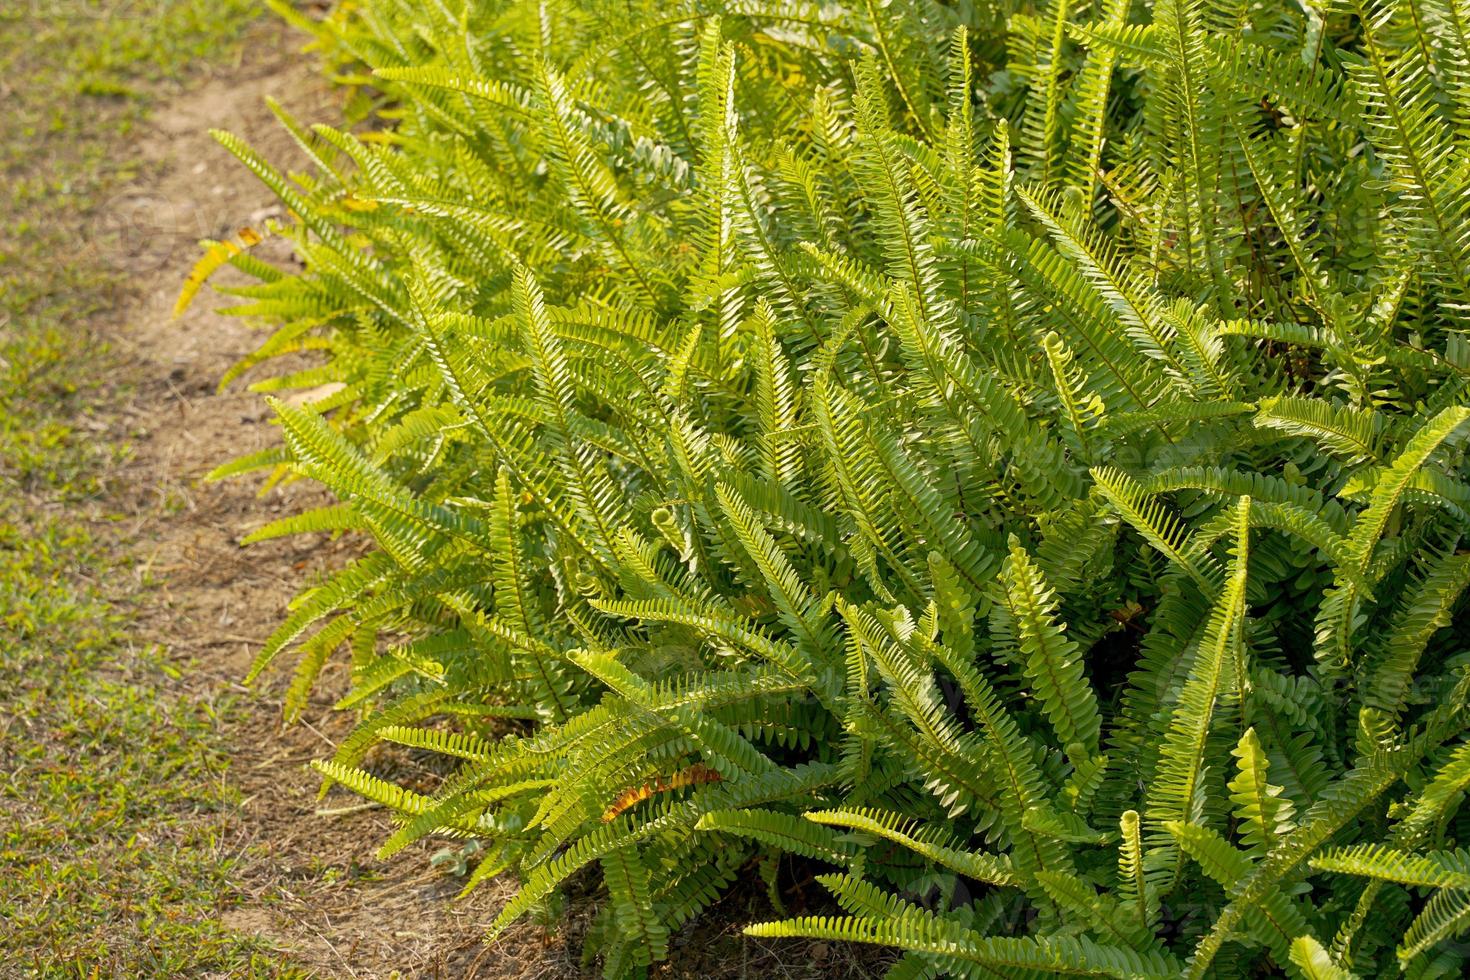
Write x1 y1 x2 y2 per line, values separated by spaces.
197 0 1470 975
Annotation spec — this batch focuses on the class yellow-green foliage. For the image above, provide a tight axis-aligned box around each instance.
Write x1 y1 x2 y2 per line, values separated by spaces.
201 0 1470 975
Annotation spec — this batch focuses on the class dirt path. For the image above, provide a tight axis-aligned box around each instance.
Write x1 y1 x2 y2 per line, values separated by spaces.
101 20 584 978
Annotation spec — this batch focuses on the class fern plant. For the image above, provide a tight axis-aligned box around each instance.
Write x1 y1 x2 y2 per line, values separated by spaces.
188 0 1470 975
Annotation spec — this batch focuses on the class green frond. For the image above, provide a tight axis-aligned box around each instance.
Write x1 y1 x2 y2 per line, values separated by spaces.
377 724 493 762
1066 0 1129 198
1019 184 1194 392
1311 845 1470 890
372 65 533 114
1253 396 1381 464
804 807 1021 887
1228 727 1296 857
1399 886 1470 963
715 481 836 669
995 540 1101 757
601 845 670 968
745 913 1181 978
282 615 355 724
248 552 393 683
241 503 359 544
1345 389 1470 578
310 759 431 817
1290 935 1357 980
1116 810 1156 931
1042 329 1106 460
1366 549 1470 720
1092 466 1223 592
1147 497 1251 888
1187 752 1425 979
1398 740 1470 840
206 445 291 482
1317 406 1470 672
1167 820 1314 970
695 808 853 864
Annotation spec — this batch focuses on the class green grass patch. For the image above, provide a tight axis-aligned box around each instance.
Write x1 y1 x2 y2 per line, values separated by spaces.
0 2 305 975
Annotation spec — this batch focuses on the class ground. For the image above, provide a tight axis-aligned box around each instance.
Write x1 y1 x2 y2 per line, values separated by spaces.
0 6 886 978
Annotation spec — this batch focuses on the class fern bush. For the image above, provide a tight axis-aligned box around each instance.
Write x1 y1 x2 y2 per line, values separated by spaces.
193 0 1470 975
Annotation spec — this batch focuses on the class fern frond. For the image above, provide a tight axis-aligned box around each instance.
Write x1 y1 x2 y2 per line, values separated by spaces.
1147 497 1251 889
1227 727 1296 857
695 808 853 864
804 807 1021 887
995 540 1102 757
1311 845 1470 890
1290 935 1357 980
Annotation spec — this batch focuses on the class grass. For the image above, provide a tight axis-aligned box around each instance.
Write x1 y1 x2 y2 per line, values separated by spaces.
0 2 308 975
